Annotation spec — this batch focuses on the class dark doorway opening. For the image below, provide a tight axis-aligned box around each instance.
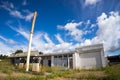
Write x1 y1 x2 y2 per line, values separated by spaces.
69 58 73 69
48 60 51 67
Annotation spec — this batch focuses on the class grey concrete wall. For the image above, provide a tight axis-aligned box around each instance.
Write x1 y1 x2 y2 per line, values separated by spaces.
79 52 102 69
43 59 48 66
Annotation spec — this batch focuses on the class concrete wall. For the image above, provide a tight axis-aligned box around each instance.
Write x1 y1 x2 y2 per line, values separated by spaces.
73 52 80 69
101 50 107 67
54 56 68 68
79 52 102 69
42 56 51 66
43 59 48 66
73 50 106 69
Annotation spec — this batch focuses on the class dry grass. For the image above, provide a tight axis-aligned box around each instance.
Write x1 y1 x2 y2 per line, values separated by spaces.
0 60 120 80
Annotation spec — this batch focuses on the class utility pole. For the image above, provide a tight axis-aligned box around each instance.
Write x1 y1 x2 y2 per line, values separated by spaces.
26 11 37 72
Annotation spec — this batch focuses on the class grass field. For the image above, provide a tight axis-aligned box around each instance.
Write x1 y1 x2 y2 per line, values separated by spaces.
0 60 120 80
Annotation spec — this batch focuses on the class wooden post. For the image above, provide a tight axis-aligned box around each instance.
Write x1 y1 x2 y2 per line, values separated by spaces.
26 11 37 72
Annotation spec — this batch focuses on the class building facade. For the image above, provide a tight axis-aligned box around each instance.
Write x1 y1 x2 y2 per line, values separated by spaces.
9 44 107 69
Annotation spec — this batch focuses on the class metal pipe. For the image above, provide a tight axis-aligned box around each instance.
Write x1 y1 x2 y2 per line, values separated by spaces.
26 11 37 72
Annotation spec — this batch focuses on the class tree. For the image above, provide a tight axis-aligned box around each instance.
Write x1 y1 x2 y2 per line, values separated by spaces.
0 54 8 59
15 50 23 54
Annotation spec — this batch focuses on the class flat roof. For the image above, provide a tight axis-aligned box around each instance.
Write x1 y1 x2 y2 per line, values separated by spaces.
38 52 74 57
76 44 103 52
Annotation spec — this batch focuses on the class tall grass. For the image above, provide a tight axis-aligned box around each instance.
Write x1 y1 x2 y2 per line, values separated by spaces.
0 60 120 80
103 65 120 80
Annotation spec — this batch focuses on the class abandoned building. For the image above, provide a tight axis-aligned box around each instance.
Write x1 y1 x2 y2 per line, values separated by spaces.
9 44 107 69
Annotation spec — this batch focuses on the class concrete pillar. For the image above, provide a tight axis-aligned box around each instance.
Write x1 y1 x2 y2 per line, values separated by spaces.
67 55 70 69
101 50 106 67
51 56 54 67
73 52 77 69
62 55 64 67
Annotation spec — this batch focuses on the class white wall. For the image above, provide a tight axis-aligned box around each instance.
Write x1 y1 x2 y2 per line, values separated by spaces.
73 52 80 69
101 50 107 67
79 52 102 69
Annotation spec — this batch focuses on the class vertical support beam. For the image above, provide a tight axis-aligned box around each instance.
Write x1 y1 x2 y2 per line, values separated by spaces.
67 55 70 69
101 49 106 67
51 56 54 67
73 52 77 69
26 11 37 72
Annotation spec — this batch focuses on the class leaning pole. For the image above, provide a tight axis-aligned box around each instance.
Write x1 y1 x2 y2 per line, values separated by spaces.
26 11 37 72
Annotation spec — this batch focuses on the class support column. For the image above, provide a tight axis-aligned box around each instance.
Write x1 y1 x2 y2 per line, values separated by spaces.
101 50 106 67
67 55 70 69
51 56 54 67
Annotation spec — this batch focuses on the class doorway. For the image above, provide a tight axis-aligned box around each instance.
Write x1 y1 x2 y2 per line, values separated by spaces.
69 58 73 69
48 60 51 67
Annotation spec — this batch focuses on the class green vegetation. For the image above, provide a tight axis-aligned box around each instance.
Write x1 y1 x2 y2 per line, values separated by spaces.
15 50 23 54
0 60 120 80
0 54 8 60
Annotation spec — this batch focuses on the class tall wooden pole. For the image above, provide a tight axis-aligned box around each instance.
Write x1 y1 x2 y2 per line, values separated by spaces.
26 11 37 72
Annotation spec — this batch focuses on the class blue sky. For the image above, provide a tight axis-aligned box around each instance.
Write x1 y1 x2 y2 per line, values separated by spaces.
0 0 120 56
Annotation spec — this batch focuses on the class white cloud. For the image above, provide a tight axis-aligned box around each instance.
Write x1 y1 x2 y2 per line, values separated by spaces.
10 10 25 19
0 1 33 21
85 0 100 6
55 34 64 44
53 43 72 52
8 23 78 54
80 39 92 46
81 11 120 52
0 35 27 55
44 33 54 45
58 22 83 41
90 24 96 29
9 25 29 40
25 13 33 21
0 42 11 55
96 11 120 51
0 35 16 44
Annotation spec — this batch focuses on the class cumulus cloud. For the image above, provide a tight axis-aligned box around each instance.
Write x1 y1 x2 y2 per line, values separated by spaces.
97 11 120 51
81 11 120 52
85 0 100 6
58 22 83 41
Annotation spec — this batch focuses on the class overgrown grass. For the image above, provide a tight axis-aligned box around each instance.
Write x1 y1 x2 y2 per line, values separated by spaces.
0 60 120 80
103 65 120 80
